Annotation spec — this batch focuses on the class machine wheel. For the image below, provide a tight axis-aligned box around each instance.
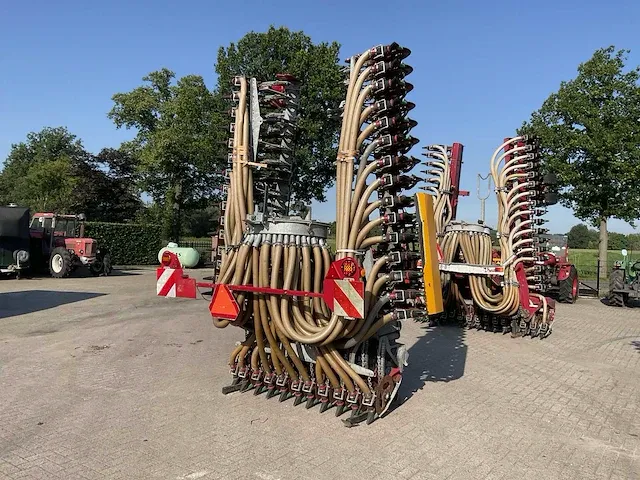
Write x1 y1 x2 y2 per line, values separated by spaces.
608 269 626 307
558 265 579 304
90 252 113 276
49 247 73 278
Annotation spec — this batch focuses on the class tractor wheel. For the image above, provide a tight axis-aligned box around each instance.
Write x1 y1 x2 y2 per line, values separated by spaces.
90 252 113 277
49 247 73 278
608 269 626 307
558 265 579 304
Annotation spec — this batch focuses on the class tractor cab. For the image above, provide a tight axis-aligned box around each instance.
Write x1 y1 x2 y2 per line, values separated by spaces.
0 205 31 277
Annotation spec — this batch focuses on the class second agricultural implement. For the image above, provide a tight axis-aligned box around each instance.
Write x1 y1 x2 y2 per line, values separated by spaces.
431 136 561 336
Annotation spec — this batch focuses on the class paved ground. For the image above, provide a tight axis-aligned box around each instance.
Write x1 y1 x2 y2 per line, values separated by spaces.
1 269 639 480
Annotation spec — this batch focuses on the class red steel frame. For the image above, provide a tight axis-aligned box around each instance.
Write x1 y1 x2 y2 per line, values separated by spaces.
449 142 469 220
196 282 323 298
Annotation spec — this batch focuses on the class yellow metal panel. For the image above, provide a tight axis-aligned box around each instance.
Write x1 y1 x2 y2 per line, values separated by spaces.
415 193 444 315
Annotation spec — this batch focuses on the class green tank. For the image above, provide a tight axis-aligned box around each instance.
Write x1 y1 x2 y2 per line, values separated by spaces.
158 242 200 268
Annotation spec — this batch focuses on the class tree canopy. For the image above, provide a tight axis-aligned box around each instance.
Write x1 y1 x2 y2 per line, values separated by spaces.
108 69 226 240
1 27 345 241
520 46 640 273
0 127 141 221
567 224 598 249
215 26 343 205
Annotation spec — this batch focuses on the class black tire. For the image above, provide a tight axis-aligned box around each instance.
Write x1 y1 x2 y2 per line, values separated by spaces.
102 253 113 276
608 269 626 307
90 252 112 277
558 265 579 304
49 247 73 278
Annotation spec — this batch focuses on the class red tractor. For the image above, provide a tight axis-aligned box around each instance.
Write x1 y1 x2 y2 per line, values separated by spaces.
541 234 579 303
29 213 112 278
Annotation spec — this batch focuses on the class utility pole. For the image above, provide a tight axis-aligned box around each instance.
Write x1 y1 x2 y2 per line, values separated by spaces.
477 173 492 224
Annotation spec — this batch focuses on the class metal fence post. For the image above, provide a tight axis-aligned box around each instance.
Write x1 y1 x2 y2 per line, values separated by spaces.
596 260 600 295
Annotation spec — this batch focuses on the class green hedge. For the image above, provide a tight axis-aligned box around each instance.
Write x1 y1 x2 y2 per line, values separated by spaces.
85 222 162 265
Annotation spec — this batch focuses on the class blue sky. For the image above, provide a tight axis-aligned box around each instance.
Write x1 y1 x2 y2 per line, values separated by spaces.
1 0 639 233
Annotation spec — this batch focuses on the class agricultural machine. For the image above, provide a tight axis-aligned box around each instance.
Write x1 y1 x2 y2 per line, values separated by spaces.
0 205 31 278
540 234 579 304
430 136 561 337
155 42 565 429
157 43 447 426
1 208 110 278
0 210 112 278
28 212 112 278
608 252 640 307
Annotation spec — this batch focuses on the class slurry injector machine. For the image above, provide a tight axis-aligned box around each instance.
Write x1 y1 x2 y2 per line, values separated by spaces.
157 43 444 426
426 136 560 338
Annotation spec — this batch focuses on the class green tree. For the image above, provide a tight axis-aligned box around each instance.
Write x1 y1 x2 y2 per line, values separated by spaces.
215 26 343 205
15 158 78 212
182 204 219 238
0 127 141 221
627 233 640 251
609 232 628 251
94 147 140 183
108 69 226 240
520 46 640 277
567 224 597 249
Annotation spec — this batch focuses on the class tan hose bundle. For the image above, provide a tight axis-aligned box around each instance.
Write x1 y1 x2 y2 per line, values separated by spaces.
422 144 453 237
210 63 375 397
212 44 420 407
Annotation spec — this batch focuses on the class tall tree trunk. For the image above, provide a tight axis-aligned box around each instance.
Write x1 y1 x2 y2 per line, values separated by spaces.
598 217 608 279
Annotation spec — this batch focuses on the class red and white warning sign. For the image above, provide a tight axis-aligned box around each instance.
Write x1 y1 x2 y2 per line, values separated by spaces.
322 257 366 319
155 251 197 299
156 268 178 297
330 279 365 318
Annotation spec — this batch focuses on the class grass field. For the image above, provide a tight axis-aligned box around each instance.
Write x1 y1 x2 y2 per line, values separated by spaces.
569 249 627 280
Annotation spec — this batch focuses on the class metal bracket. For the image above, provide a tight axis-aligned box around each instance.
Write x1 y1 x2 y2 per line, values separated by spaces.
361 393 376 407
346 362 375 377
438 263 505 276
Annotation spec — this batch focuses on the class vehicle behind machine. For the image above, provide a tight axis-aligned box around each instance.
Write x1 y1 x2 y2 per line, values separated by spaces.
29 213 112 278
0 205 31 278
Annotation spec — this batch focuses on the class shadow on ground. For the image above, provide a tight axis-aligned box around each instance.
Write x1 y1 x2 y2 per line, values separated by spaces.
599 297 640 308
0 290 107 319
632 340 640 352
1 269 142 280
397 324 467 405
70 269 141 278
